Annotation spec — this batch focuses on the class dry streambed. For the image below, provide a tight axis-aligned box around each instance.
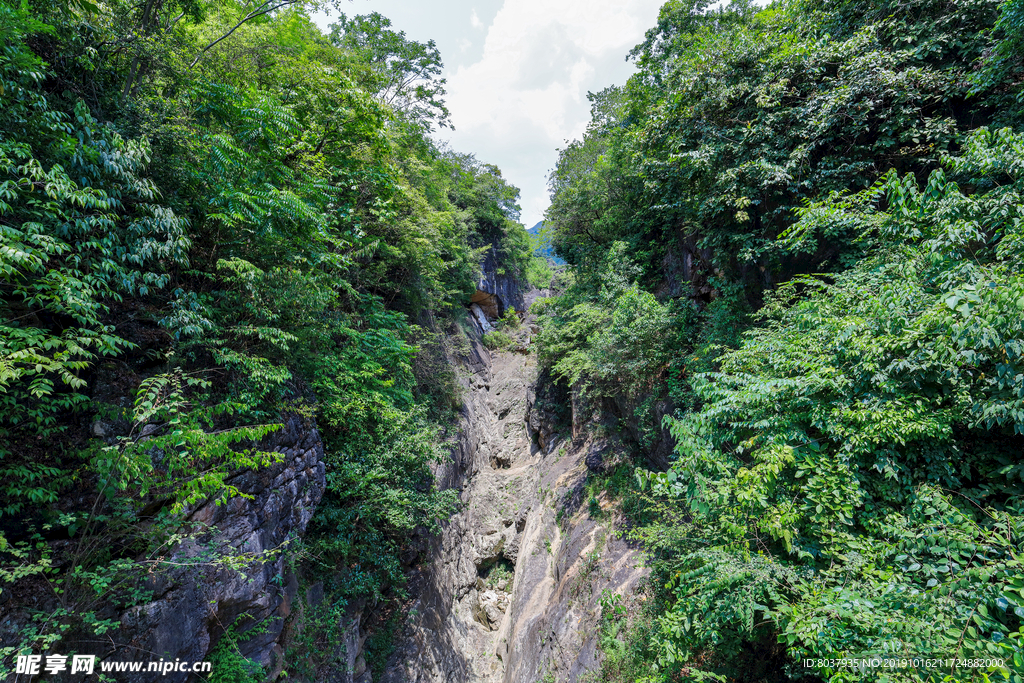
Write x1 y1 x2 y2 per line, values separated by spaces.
380 308 647 683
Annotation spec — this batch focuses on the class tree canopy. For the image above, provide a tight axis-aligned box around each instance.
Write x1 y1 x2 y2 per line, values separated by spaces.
0 0 531 675
539 0 1024 680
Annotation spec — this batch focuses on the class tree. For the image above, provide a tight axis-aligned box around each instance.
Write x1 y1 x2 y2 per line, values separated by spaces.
330 12 451 130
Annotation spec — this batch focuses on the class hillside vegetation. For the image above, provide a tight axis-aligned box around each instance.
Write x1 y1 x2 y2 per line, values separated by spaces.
4 0 1024 679
537 0 1024 680
0 0 531 674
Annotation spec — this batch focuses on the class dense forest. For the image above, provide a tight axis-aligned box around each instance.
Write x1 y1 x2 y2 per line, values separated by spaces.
536 0 1024 680
0 0 541 677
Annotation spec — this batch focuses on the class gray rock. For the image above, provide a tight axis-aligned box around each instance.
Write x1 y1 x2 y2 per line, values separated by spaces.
584 446 605 473
477 247 526 319
381 293 647 683
105 414 328 682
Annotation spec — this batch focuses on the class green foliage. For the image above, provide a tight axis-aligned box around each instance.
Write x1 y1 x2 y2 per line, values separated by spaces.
93 369 282 512
547 0 1024 284
283 590 348 680
329 12 450 130
0 0 531 671
525 256 554 289
481 558 514 590
498 306 521 330
628 129 1024 681
536 243 691 400
592 586 667 683
0 1 190 513
308 402 458 602
483 330 514 351
0 364 284 663
971 0 1024 110
364 608 403 680
541 1 1024 680
596 589 629 666
207 624 265 683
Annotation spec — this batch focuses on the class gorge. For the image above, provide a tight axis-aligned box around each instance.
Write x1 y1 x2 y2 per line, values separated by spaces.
2 0 1024 682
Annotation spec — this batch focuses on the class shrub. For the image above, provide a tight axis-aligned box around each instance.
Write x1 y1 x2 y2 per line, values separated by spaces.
525 256 554 289
634 128 1024 681
536 242 692 401
207 626 265 683
482 330 514 351
497 306 521 330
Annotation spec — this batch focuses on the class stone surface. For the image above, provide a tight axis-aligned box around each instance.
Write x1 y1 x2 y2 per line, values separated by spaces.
1 262 648 683
0 415 329 683
477 247 526 319
470 302 495 332
381 293 648 683
110 414 327 681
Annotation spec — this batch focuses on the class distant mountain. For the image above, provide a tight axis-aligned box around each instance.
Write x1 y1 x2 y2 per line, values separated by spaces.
527 221 565 265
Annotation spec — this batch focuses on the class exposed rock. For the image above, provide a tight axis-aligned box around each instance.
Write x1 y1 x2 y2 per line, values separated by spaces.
527 406 559 454
0 415 329 683
606 392 675 469
471 291 501 320
570 381 596 440
477 247 526 318
467 244 528 338
3 257 651 683
108 414 327 681
339 606 372 683
469 302 495 332
381 295 647 683
138 422 160 438
473 590 510 631
401 527 430 567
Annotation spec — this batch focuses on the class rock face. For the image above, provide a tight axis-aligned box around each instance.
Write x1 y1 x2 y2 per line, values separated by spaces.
0 416 328 682
382 300 647 683
111 414 327 681
474 246 526 320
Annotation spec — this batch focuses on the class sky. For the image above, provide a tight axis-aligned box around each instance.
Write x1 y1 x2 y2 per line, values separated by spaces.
314 0 665 228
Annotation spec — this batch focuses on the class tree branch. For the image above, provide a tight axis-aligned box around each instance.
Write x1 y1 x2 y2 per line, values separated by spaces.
164 11 185 33
187 0 298 70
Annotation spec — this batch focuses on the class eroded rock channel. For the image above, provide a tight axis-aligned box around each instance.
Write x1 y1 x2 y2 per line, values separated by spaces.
380 295 647 683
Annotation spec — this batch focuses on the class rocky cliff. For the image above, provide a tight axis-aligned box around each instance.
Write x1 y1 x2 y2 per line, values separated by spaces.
470 247 527 323
115 414 327 680
381 296 647 683
0 415 326 683
1 275 645 683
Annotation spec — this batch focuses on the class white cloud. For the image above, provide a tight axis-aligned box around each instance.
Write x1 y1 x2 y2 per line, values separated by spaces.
439 0 663 227
314 0 664 227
